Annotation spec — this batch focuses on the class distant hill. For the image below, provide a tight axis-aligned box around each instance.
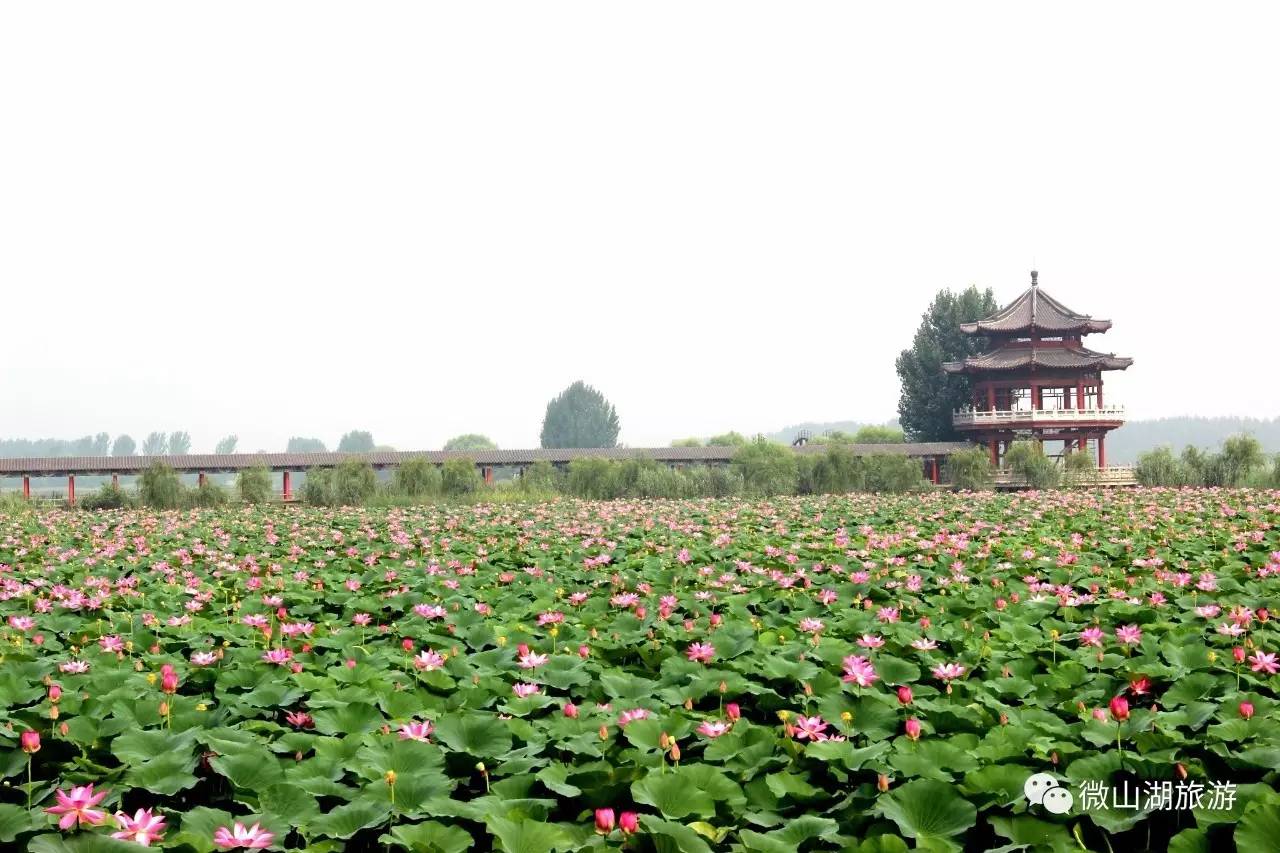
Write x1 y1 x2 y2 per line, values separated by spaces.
767 416 1279 463
768 421 900 445
1104 417 1280 463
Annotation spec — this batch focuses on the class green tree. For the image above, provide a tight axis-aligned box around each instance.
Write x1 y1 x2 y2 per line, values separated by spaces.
237 466 272 504
945 447 994 490
193 479 228 507
566 458 619 499
811 444 862 493
895 286 1000 441
395 458 441 497
302 469 336 506
707 431 748 448
863 455 927 493
1062 448 1099 486
732 438 798 496
111 434 136 456
671 438 703 447
287 437 328 453
1004 441 1060 489
338 430 375 453
142 432 168 456
853 425 905 444
169 431 192 455
216 435 239 455
441 458 482 496
92 432 111 455
443 434 498 452
139 462 184 508
1218 434 1265 486
333 459 377 504
540 381 621 449
1135 446 1184 486
519 460 560 493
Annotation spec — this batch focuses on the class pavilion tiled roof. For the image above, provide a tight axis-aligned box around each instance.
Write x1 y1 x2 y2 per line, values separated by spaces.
959 272 1112 335
943 344 1134 374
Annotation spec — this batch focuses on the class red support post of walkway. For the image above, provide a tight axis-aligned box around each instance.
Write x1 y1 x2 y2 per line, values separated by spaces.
482 466 494 485
112 473 119 488
929 457 940 484
68 474 76 506
198 472 207 488
23 476 30 500
989 439 999 467
1098 436 1106 468
282 471 292 501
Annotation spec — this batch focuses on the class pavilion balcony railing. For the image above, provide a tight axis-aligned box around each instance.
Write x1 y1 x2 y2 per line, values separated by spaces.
952 405 1126 427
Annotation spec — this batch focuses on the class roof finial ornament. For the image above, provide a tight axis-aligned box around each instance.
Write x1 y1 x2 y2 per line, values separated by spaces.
1030 269 1038 288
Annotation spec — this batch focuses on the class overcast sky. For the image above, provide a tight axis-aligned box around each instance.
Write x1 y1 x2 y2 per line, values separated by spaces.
2 3 1277 452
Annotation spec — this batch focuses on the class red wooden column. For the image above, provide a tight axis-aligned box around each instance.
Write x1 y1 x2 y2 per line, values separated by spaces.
929 457 940 484
986 385 996 411
1097 435 1106 468
1076 380 1085 410
22 476 30 499
989 438 999 466
482 466 494 485
1032 384 1042 410
282 471 292 501
67 475 76 506
1096 379 1104 408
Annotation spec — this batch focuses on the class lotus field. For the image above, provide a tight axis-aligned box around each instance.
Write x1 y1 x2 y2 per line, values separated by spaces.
1 489 1278 852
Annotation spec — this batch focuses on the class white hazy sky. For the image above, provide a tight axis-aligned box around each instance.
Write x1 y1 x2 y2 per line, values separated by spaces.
2 3 1278 452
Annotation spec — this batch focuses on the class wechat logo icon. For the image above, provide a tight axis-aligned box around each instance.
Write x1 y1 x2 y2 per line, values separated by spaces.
1024 773 1074 815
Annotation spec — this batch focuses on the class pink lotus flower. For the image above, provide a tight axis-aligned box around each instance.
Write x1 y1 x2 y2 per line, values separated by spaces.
99 635 125 653
1109 695 1130 721
213 821 275 850
111 808 167 846
517 651 549 669
698 720 731 738
285 710 314 729
841 655 879 687
8 615 35 631
686 642 715 664
857 634 885 649
932 663 967 682
261 648 293 665
60 660 90 674
412 650 445 671
1115 625 1143 647
191 651 218 666
512 682 541 698
399 720 434 742
1249 651 1278 675
1078 627 1104 647
45 784 110 830
618 708 650 726
791 715 829 741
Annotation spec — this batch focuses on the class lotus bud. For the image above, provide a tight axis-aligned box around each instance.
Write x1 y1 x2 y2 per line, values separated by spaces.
877 773 890 792
897 686 913 705
563 702 579 719
20 730 40 754
1239 702 1255 720
1233 647 1246 664
669 741 681 762
594 808 616 834
619 811 639 834
904 718 922 741
726 703 741 721
1109 695 1130 722
48 684 61 703
1176 762 1188 780
599 725 609 741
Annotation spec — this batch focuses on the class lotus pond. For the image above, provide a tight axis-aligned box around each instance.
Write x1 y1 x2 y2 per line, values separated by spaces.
0 489 1277 852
